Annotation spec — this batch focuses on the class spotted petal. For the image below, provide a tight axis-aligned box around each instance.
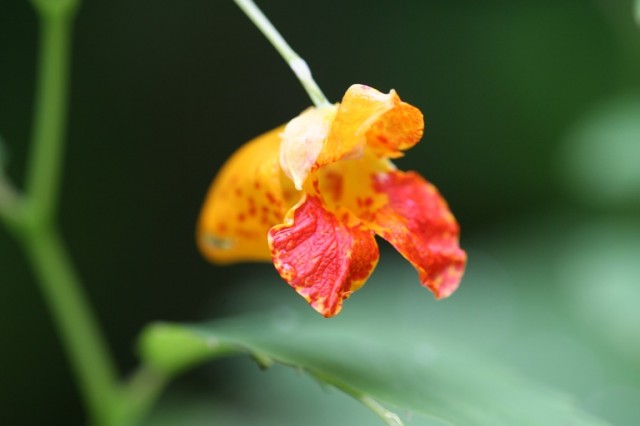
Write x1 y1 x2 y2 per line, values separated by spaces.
197 127 299 264
268 195 379 317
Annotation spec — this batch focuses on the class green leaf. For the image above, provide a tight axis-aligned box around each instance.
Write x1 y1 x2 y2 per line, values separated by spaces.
139 308 609 426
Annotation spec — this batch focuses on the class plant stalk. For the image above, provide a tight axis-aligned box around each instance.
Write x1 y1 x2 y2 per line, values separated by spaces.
15 1 120 424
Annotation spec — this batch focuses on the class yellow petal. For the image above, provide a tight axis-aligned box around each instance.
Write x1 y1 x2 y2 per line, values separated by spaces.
197 126 299 264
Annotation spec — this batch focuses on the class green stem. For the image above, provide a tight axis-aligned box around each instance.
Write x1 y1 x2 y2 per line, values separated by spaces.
0 1 172 424
11 1 122 424
112 367 169 426
20 228 119 425
233 0 331 108
26 0 78 229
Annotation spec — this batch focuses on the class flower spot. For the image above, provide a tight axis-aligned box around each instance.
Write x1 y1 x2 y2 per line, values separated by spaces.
323 171 344 202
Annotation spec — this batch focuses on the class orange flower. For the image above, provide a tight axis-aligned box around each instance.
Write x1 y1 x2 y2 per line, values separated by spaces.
198 84 466 317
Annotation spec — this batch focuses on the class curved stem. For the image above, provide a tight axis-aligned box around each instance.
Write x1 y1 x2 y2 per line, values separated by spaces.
233 0 331 108
0 1 175 424
112 366 170 426
11 1 121 425
20 228 118 425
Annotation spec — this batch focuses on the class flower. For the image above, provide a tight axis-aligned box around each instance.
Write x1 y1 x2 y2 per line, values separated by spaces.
198 84 466 317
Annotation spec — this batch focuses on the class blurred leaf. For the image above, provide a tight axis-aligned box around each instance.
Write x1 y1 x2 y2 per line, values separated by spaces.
635 0 640 26
143 365 430 426
558 221 640 361
558 95 640 208
140 309 608 426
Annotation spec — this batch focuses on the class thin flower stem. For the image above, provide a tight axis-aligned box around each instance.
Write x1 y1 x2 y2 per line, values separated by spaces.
233 0 331 108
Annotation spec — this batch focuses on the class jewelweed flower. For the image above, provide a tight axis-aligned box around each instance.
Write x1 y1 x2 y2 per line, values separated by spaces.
198 84 466 317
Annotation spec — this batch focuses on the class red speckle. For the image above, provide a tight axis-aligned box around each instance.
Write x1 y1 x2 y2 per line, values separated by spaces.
247 198 257 216
265 192 278 205
234 188 243 197
254 181 261 190
323 171 343 202
236 228 258 239
237 213 246 222
216 223 227 233
377 134 389 145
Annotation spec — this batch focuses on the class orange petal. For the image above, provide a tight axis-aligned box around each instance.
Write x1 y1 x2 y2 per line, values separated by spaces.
268 195 379 317
370 170 466 298
315 84 424 168
365 98 424 159
197 126 299 264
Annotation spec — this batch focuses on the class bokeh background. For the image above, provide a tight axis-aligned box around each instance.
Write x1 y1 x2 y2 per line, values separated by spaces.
1 0 639 424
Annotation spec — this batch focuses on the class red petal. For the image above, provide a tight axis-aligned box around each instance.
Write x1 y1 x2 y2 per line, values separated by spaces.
371 171 466 298
268 195 379 317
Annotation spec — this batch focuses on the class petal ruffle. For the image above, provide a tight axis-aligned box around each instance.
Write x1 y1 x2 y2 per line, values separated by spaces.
315 84 424 169
369 170 466 298
197 126 299 264
268 195 379 317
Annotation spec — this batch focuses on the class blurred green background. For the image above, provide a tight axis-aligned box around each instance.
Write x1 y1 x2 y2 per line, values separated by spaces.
1 0 639 424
